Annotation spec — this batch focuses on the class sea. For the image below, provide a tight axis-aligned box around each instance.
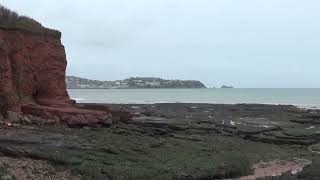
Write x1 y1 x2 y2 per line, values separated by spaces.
67 88 320 109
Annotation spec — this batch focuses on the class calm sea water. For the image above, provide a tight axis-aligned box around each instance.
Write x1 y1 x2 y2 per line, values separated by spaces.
67 89 320 109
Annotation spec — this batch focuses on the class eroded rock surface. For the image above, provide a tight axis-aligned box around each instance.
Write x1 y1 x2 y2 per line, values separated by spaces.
0 103 318 179
0 8 132 126
117 103 320 145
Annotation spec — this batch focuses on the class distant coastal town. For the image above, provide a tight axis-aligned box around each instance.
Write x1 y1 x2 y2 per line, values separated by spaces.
66 76 209 89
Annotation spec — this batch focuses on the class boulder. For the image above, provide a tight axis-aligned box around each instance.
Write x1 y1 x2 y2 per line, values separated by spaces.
7 111 21 123
0 114 4 123
27 115 45 125
61 114 72 122
84 114 100 124
21 116 32 124
53 115 60 123
75 114 88 125
103 119 113 126
66 115 82 127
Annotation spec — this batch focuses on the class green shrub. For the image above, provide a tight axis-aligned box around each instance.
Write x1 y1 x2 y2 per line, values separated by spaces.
0 5 60 37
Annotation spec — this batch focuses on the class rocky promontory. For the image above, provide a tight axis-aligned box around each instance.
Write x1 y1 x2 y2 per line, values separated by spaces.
0 5 132 126
0 5 319 180
66 76 207 89
221 85 234 88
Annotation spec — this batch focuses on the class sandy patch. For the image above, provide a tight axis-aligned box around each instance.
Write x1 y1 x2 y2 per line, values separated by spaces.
228 158 311 180
0 156 81 180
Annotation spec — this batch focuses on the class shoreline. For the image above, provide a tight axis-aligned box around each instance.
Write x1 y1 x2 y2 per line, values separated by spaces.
68 88 320 110
73 100 320 110
0 102 319 179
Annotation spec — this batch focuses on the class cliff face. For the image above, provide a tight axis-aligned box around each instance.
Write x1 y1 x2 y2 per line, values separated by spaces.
0 29 68 109
0 28 115 126
0 7 132 126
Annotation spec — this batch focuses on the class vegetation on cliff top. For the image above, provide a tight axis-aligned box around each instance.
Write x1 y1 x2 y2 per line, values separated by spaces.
0 5 60 37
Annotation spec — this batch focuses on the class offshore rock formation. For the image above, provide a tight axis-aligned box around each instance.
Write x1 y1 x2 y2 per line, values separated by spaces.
0 6 132 126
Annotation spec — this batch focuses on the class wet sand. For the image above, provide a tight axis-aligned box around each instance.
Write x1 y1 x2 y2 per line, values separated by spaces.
232 159 311 180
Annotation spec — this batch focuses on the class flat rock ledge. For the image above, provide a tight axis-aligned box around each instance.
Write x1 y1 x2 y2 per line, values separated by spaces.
1 103 133 128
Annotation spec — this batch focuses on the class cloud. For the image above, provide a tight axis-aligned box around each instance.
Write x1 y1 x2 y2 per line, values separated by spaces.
1 0 320 87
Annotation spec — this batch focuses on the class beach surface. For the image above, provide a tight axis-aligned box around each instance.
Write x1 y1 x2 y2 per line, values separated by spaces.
0 103 319 180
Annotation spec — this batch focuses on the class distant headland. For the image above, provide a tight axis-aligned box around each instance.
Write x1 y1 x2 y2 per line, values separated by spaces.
66 76 207 89
221 85 234 89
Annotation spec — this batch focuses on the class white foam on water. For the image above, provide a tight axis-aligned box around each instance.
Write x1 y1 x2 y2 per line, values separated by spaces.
72 98 88 102
230 120 236 126
131 106 140 109
260 125 271 128
306 126 315 130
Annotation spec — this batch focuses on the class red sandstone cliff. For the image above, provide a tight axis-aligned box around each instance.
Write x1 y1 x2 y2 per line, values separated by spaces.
0 6 132 126
0 29 69 109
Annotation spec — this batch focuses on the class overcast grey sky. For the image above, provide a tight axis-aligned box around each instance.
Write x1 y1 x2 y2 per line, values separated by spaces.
1 0 319 88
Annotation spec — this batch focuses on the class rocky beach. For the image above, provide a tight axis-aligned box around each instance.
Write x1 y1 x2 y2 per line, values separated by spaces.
0 4 320 180
0 103 319 179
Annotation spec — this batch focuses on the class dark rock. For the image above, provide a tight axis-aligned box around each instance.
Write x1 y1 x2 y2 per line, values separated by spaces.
21 116 32 124
66 115 82 127
100 146 120 154
7 111 21 123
